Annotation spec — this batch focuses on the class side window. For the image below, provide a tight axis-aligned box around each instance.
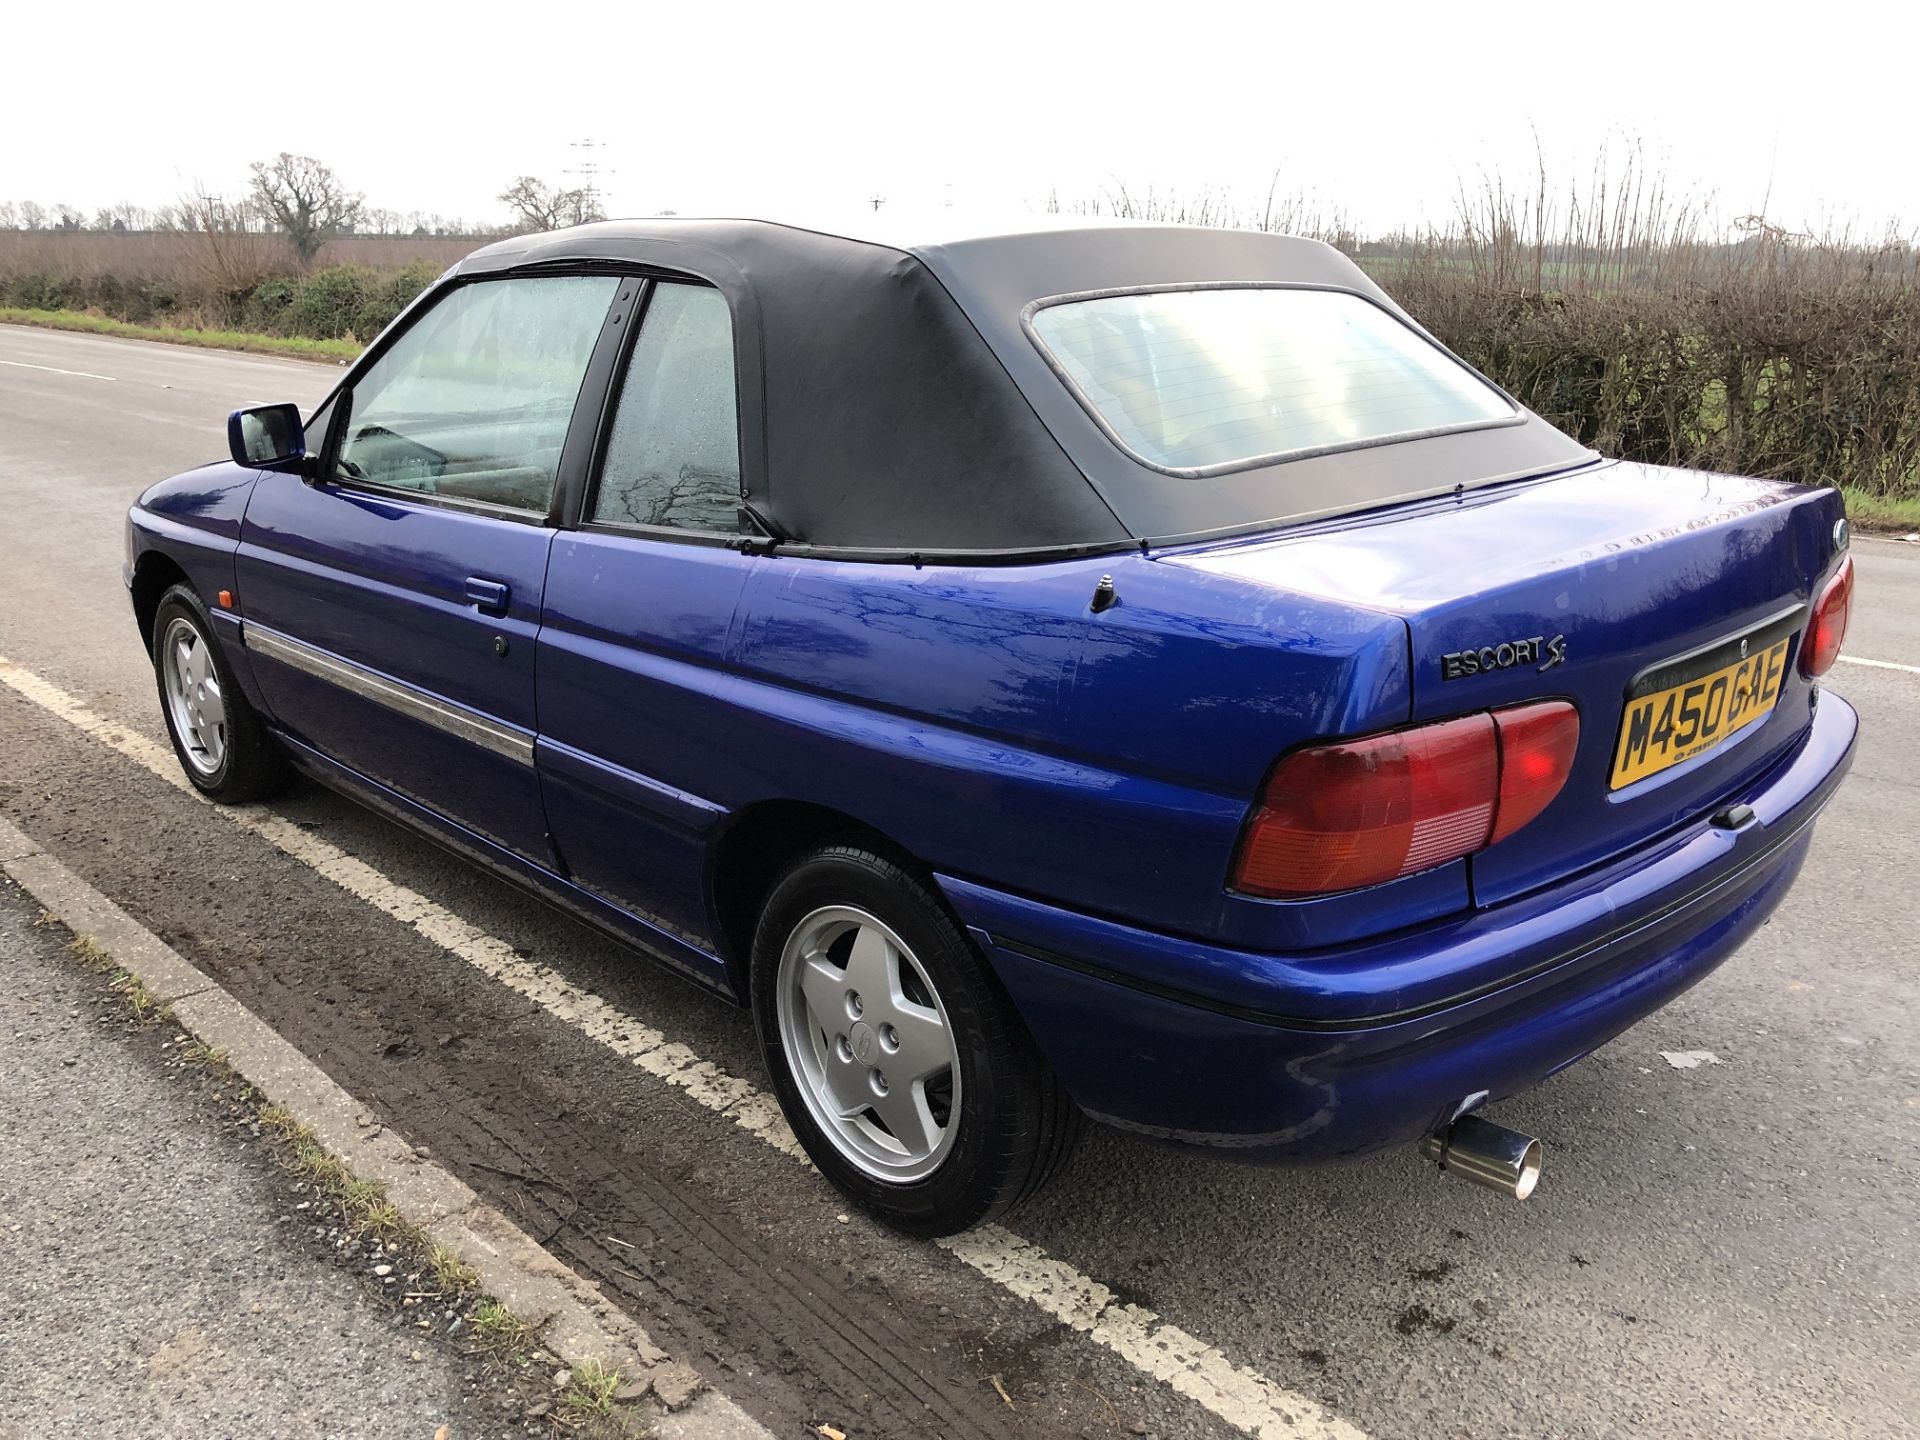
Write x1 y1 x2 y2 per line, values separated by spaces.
591 283 742 533
334 275 619 513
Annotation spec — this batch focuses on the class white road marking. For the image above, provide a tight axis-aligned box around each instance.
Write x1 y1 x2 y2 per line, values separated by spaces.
0 655 1366 1440
0 357 116 381
1836 654 1920 676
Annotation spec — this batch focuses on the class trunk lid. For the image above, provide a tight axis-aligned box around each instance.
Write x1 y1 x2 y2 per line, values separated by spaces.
1171 461 1847 906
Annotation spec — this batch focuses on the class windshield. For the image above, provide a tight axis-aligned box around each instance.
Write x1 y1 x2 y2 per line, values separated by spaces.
1028 287 1517 476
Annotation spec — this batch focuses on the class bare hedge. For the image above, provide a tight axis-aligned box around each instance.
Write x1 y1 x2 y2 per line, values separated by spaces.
1388 254 1920 500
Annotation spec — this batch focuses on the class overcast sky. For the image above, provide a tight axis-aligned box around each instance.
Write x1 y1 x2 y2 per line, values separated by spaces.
8 0 1916 237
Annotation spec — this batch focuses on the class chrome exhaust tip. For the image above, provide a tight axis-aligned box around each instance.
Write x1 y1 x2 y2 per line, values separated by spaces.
1421 1114 1543 1200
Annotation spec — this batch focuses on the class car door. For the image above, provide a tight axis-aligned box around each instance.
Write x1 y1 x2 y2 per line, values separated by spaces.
236 272 627 863
537 279 756 948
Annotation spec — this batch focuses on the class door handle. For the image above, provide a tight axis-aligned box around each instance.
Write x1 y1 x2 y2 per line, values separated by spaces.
465 577 511 616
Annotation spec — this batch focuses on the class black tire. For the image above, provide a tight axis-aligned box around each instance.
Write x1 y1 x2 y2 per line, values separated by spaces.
150 583 291 803
750 845 1081 1236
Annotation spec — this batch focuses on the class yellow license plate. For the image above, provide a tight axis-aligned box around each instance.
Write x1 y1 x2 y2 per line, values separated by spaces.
1610 636 1791 789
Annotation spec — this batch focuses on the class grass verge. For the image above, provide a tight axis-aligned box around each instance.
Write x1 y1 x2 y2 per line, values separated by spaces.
0 306 359 362
1840 487 1920 535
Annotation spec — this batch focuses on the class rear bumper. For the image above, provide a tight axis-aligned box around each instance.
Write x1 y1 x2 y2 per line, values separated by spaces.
940 691 1857 1159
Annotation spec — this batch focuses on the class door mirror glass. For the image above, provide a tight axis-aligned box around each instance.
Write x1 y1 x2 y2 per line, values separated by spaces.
228 403 307 469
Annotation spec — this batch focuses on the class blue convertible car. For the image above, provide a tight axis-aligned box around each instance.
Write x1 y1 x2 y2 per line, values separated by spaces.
127 216 1857 1233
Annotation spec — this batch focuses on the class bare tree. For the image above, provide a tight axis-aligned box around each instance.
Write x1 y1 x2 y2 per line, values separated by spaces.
179 185 278 307
498 175 604 231
248 152 364 264
19 200 45 231
0 201 17 229
558 187 604 227
499 178 553 229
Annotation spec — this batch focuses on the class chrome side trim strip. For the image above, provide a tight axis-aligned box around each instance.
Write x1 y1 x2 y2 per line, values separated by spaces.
537 734 726 836
244 624 535 767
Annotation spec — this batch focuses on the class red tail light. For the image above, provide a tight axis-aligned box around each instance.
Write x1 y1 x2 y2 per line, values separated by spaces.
1800 554 1853 677
1232 701 1580 898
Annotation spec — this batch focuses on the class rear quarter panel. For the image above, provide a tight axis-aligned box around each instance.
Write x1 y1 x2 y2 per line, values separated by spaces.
720 550 1417 946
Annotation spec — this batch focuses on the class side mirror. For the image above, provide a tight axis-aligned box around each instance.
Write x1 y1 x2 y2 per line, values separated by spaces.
227 403 306 470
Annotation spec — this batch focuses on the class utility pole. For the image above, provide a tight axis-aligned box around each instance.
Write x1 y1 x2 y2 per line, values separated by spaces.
566 139 613 216
869 194 886 212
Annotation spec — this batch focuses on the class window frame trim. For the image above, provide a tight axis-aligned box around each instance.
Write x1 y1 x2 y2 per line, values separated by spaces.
1020 280 1527 482
312 269 635 527
574 274 752 547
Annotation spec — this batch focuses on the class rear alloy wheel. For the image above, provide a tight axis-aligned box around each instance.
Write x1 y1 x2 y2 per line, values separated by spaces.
752 847 1080 1236
776 904 963 1183
150 584 290 803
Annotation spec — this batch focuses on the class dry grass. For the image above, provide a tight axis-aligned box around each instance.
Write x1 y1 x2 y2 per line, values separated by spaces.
253 1102 412 1238
256 1100 306 1140
428 1244 481 1294
65 934 110 968
470 1300 539 1362
559 1359 625 1423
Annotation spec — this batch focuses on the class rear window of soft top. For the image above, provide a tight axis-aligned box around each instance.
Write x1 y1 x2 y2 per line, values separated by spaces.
1027 286 1518 476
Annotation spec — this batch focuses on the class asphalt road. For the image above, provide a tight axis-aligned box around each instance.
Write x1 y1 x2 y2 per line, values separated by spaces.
2 323 1916 1439
0 877 511 1439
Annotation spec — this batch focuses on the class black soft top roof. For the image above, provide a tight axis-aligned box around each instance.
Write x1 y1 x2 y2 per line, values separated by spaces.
458 216 1593 559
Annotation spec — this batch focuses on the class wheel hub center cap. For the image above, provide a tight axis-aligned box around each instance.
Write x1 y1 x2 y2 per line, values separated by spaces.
849 1019 877 1066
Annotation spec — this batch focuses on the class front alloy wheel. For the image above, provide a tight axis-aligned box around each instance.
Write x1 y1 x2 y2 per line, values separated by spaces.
160 614 228 777
149 583 290 803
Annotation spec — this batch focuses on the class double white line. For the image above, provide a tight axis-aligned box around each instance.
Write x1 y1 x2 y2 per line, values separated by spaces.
0 654 1365 1440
